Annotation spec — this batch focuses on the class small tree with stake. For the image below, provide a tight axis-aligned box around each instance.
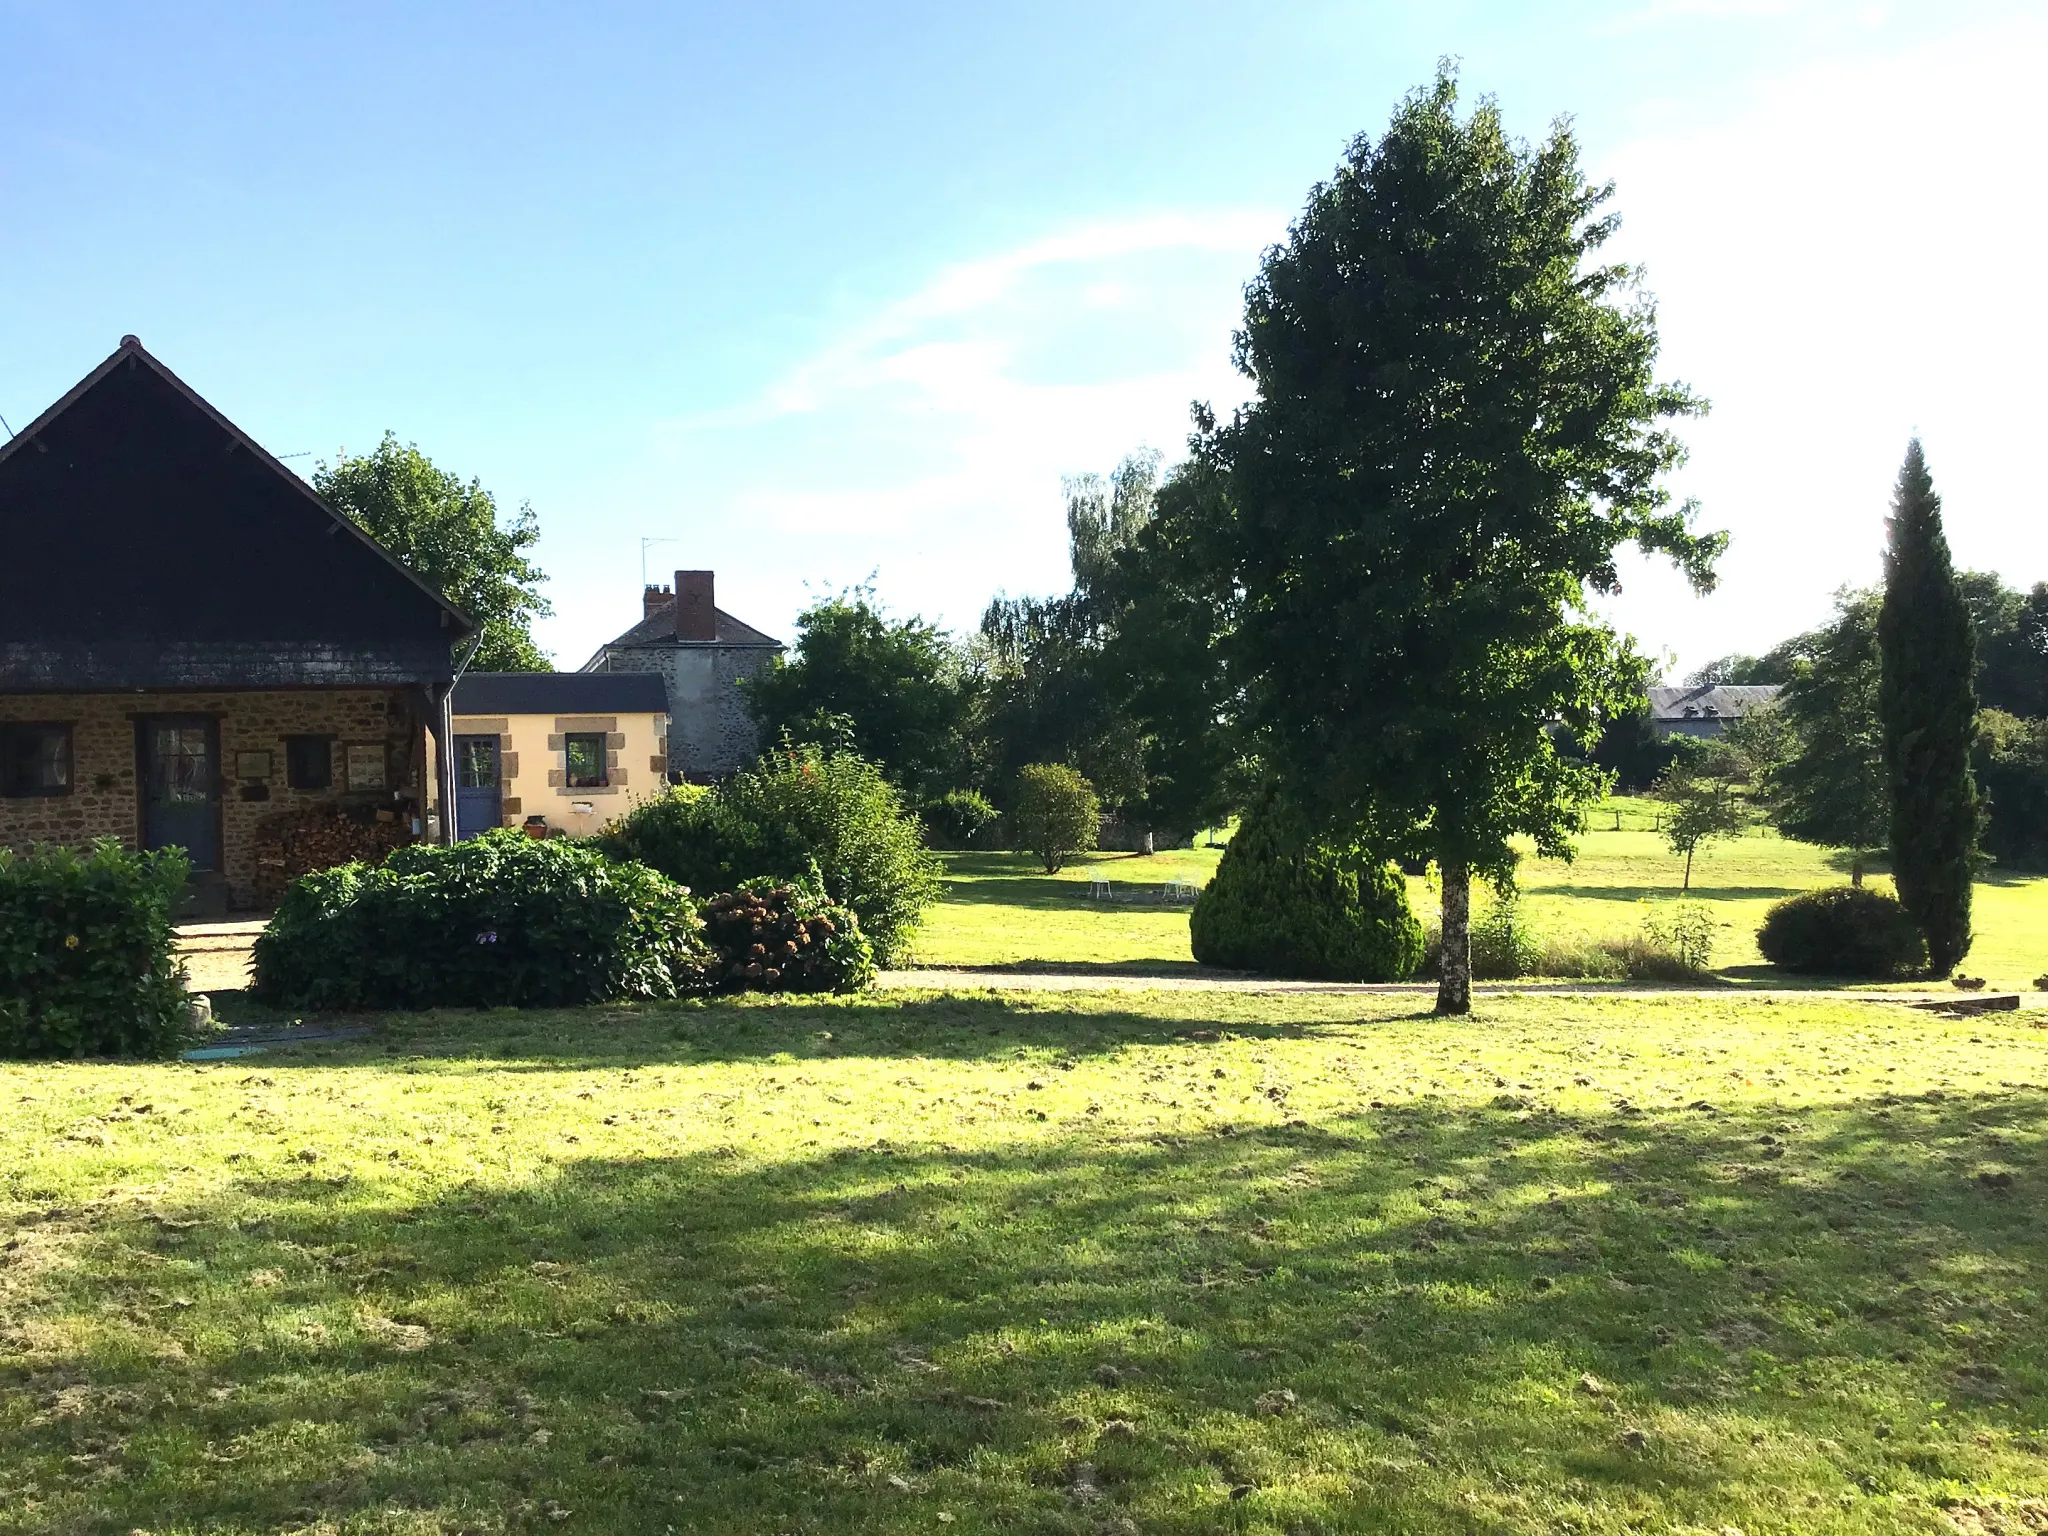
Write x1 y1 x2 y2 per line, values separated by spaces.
1173 68 1724 1013
1651 761 1743 891
1878 440 1980 974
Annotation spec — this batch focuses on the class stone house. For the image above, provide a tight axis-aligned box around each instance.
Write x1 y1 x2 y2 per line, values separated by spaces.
577 571 783 779
0 337 474 912
1647 684 1783 740
434 671 670 840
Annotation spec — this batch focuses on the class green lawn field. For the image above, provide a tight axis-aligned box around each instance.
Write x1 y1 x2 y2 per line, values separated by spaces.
914 812 2048 987
8 991 2048 1532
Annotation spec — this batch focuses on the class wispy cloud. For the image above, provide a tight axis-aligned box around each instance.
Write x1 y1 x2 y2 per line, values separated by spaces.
630 209 1279 632
669 209 1277 431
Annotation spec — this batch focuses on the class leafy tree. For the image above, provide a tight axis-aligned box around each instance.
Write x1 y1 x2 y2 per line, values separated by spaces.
1977 579 2048 718
1590 703 1680 792
1717 699 1794 789
314 433 551 670
1650 762 1743 890
978 590 1133 808
1878 440 1979 974
1178 69 1723 1014
1096 455 1245 835
1976 709 2048 870
1729 568 2045 717
1761 591 1888 883
1684 639 1807 687
980 450 1243 835
740 590 977 800
1011 763 1100 873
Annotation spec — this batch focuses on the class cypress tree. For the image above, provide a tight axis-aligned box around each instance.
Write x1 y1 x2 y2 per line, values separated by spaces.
1877 439 1979 974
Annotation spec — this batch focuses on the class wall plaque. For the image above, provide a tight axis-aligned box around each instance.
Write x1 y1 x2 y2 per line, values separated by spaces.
346 743 387 791
235 750 273 781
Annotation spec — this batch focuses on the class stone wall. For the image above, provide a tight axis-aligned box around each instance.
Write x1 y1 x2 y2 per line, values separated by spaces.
597 645 776 779
0 689 423 908
440 708 669 838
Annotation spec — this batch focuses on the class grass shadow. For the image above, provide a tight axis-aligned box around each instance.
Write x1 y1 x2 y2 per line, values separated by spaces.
213 993 1355 1072
15 1078 2048 1531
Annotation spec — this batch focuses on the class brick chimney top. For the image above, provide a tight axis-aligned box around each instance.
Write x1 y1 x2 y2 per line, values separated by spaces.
643 583 671 620
673 570 716 642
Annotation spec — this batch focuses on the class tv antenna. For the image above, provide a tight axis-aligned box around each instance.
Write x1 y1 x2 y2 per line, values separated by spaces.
640 536 682 588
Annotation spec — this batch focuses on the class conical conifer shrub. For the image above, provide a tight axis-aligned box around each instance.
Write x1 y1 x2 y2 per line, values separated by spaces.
1190 789 1423 981
1877 439 1979 974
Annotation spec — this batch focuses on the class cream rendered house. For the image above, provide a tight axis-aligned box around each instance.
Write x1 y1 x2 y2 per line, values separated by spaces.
433 672 671 839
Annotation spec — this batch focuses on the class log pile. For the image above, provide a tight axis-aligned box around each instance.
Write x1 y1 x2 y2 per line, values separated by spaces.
251 804 413 906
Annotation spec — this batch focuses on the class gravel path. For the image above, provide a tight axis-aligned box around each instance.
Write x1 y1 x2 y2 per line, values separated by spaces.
878 968 2047 1009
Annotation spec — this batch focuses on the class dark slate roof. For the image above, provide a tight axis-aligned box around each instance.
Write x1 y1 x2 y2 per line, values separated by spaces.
453 671 669 717
599 603 783 650
0 338 472 690
1648 684 1782 721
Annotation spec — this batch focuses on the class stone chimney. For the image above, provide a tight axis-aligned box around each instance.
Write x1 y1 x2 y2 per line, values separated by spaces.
673 570 716 642
642 583 671 620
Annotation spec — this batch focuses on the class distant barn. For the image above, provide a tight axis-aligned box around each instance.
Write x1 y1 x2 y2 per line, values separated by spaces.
1647 684 1782 739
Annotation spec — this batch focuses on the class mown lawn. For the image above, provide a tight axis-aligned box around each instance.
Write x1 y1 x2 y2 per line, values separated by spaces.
9 990 2048 1532
915 816 2048 987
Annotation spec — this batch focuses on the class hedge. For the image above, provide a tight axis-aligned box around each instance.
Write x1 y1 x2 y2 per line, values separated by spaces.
253 831 710 1010
1756 885 1927 978
0 840 194 1059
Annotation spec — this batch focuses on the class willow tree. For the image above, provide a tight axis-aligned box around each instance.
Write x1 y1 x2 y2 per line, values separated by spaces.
1189 69 1724 1013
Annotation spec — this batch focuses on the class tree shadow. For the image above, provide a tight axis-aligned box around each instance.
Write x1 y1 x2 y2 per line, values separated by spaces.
900 959 1222 978
935 879 1121 912
18 1084 2048 1531
937 852 1207 912
196 992 1366 1072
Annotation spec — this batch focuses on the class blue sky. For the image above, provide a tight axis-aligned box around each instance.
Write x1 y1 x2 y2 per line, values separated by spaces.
4 0 2043 674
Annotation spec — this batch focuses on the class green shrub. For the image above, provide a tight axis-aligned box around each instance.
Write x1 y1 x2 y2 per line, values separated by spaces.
699 878 875 993
1756 885 1927 978
1189 794 1422 981
1469 887 1544 979
921 789 1001 850
600 744 941 967
1638 901 1717 973
1012 764 1100 873
1423 898 1717 982
0 840 193 1059
253 831 710 1010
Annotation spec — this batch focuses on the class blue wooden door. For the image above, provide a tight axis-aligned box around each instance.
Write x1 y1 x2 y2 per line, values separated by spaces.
455 735 502 840
139 717 220 870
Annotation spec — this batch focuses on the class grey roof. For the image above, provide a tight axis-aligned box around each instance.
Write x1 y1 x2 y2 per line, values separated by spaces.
453 671 668 717
598 602 784 651
1647 684 1782 722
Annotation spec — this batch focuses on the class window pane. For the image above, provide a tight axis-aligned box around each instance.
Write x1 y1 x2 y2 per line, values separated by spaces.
285 736 332 790
565 733 607 788
29 729 67 791
459 739 498 788
153 727 211 804
3 725 71 797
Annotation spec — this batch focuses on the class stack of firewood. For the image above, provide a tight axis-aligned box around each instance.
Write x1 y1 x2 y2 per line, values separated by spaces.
251 804 413 906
